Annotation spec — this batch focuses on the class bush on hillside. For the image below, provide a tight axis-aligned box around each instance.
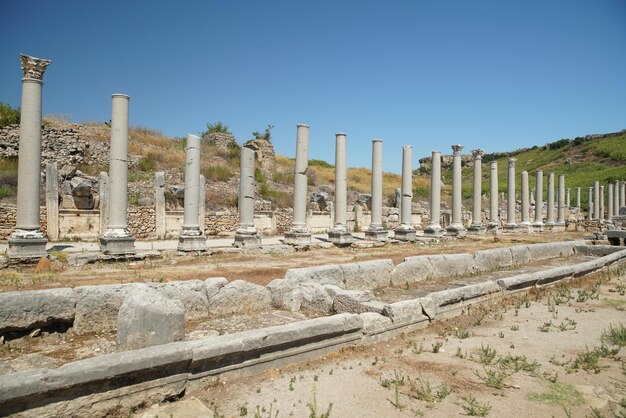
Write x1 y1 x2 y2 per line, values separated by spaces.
252 124 274 142
0 102 20 128
203 121 232 136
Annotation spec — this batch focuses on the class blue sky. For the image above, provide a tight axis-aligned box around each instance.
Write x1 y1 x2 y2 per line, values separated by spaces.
1 0 625 173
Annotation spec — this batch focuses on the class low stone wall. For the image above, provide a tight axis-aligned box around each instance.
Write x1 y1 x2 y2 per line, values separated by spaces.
0 204 47 241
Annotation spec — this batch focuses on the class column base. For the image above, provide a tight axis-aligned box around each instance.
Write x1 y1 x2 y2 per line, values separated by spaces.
544 223 555 232
284 231 312 246
552 223 566 232
423 224 445 236
532 223 544 232
446 224 467 237
100 235 136 255
8 230 47 259
328 229 354 246
177 234 208 252
233 232 262 247
502 224 519 233
394 228 416 241
364 229 389 242
516 224 532 234
467 225 486 235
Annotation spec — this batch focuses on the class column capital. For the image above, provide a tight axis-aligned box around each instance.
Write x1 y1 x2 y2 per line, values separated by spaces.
20 53 51 80
508 158 517 167
451 144 464 154
471 149 484 160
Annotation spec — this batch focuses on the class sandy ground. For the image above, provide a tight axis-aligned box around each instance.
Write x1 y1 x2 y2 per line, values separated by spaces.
137 269 626 418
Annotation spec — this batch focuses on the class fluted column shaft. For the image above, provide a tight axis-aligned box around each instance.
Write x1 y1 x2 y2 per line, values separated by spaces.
489 162 498 226
621 181 626 207
369 140 383 230
520 171 530 225
182 134 201 230
566 188 571 208
534 171 544 225
557 175 565 225
614 181 620 216
576 187 581 210
506 158 517 226
108 94 131 230
600 185 605 219
238 145 256 230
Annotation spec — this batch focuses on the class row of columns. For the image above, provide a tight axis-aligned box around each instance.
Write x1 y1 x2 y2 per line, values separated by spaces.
586 180 625 221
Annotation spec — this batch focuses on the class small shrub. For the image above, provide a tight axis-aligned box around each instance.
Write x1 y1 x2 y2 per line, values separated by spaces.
432 341 443 353
137 153 156 171
477 344 497 365
601 324 626 347
475 368 507 389
461 395 491 416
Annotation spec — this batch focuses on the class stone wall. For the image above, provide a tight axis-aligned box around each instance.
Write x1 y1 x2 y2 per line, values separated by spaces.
203 209 238 237
129 207 156 239
0 204 47 241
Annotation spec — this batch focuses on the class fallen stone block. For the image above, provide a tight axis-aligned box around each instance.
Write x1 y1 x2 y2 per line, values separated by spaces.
208 280 272 317
117 286 185 349
148 279 209 320
473 248 513 273
204 277 229 300
332 290 378 314
573 245 623 257
73 284 130 334
526 241 584 261
0 288 75 334
381 299 428 326
266 280 333 313
427 253 473 278
509 245 531 265
391 255 433 286
67 253 98 267
283 264 345 288
360 312 393 335
340 259 394 290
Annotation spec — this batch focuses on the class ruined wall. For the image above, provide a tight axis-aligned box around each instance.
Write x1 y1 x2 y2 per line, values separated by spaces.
0 204 47 240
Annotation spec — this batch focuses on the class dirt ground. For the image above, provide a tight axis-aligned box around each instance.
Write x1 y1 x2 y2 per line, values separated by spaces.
137 269 626 418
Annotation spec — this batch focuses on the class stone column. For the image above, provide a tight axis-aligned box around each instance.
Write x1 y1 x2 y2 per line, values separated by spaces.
607 181 614 222
365 139 387 241
504 158 518 230
98 172 109 236
576 187 581 211
600 185 605 220
424 151 443 235
533 170 544 229
545 172 555 228
394 145 416 241
566 188 571 208
593 181 600 220
8 54 52 259
45 162 59 242
614 181 620 217
234 144 261 247
520 171 530 228
588 187 594 220
556 174 565 229
329 133 353 245
154 172 166 239
177 134 207 251
285 124 312 245
530 187 535 205
621 181 626 207
99 94 136 255
488 161 499 228
198 174 206 235
447 144 466 236
467 149 485 235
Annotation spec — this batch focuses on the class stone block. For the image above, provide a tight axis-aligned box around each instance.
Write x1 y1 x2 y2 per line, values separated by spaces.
359 312 393 335
67 253 98 267
526 241 583 261
391 255 433 286
381 299 428 325
429 282 501 308
266 280 333 313
496 273 540 291
283 264 345 288
340 259 394 290
208 280 272 317
509 245 531 265
328 230 354 246
117 286 185 349
427 253 473 278
204 277 229 300
0 288 75 333
73 284 129 334
473 248 513 273
332 289 377 314
148 280 209 320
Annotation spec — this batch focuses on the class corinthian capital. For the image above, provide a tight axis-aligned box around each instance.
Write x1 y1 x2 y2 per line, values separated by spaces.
451 144 464 154
508 158 517 167
471 149 484 160
20 53 51 80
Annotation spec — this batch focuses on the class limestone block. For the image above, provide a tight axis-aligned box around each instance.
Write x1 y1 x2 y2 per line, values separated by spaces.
0 288 75 333
341 259 394 290
208 280 272 317
73 284 130 334
574 245 621 257
418 297 436 319
148 280 209 320
534 265 579 286
429 282 501 308
473 248 513 273
526 241 584 261
204 277 229 300
266 280 332 313
117 286 185 349
283 264 345 288
427 253 473 278
381 299 428 325
509 245 531 265
67 253 99 267
496 273 540 291
359 312 393 335
331 289 377 314
391 255 433 286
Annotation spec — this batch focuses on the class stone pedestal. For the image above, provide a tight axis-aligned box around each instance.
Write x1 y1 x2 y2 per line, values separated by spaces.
99 235 137 255
394 145 416 241
177 233 208 252
329 133 353 246
234 145 261 247
178 134 207 252
366 139 387 242
234 230 262 247
284 231 312 246
467 225 486 235
394 228 417 241
328 230 354 246
9 54 51 259
285 124 311 245
365 229 389 241
425 150 444 235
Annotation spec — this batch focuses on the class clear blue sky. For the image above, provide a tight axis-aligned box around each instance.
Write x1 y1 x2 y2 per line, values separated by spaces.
1 0 625 173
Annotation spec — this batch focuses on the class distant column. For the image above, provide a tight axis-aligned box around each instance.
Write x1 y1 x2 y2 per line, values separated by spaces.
234 145 261 247
98 172 109 236
99 94 136 255
607 182 614 222
45 163 59 242
468 149 485 235
593 181 600 220
614 181 620 217
587 187 593 220
394 145 416 241
600 185 605 220
545 172 555 227
530 188 535 205
154 172 166 240
447 144 466 236
556 175 565 228
505 158 517 229
424 151 443 235
9 54 52 259
621 181 626 207
566 188 571 208
365 139 388 241
285 124 312 245
576 187 581 211
520 171 530 227
178 134 207 252
533 170 544 229
329 133 353 245
198 174 206 235
488 161 499 228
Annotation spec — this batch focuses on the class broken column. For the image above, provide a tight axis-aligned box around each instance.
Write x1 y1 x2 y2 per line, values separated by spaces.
365 139 387 241
45 163 59 242
329 133 353 245
99 94 136 255
8 54 52 259
519 170 531 230
588 187 594 220
488 161 499 228
234 144 261 247
154 172 166 239
424 150 443 235
394 145 416 241
504 158 518 231
467 149 485 235
555 174 565 230
285 124 312 245
593 181 600 220
607 181 613 222
533 170 544 230
177 134 207 252
447 144 466 236
545 172 555 228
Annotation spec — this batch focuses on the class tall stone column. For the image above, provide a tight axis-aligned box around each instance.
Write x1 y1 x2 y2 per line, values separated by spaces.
588 187 594 220
394 145 416 241
447 144 466 236
178 134 207 252
154 172 166 239
198 174 206 235
533 170 544 230
98 172 109 235
468 149 485 235
9 54 52 259
576 187 581 211
365 139 387 241
45 163 59 242
520 171 530 228
285 124 312 245
566 188 571 208
99 94 136 255
614 181 620 217
424 151 443 235
329 133 353 245
607 181 613 222
593 181 600 220
621 181 626 207
234 144 261 247
488 161 499 228
600 185 605 220
556 174 565 229
504 158 518 230
545 172 555 228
